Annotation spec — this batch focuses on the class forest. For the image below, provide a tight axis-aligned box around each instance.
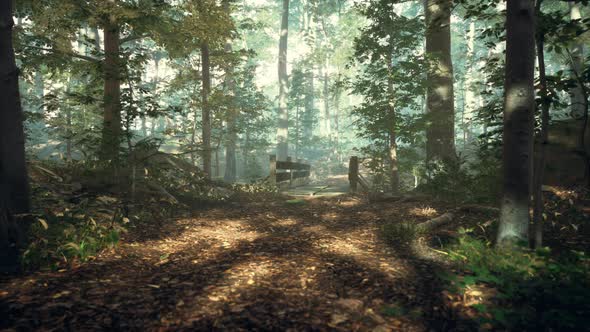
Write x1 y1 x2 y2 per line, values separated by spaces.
1 0 590 330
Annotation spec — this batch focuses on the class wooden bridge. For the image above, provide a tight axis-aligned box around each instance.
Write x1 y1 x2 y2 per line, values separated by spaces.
269 155 367 197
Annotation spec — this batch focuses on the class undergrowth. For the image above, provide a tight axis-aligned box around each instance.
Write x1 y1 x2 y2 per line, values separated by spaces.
440 229 590 331
380 221 421 245
23 198 127 270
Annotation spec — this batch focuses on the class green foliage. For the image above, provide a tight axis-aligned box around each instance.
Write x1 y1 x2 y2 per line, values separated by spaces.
441 233 590 330
418 154 501 203
23 200 127 270
350 0 428 190
380 221 420 245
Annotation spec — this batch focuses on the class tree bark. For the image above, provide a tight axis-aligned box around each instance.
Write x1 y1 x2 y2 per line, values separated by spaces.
223 0 237 183
304 68 314 139
0 0 30 270
532 0 549 249
497 0 536 247
424 0 455 162
100 21 122 164
201 42 212 179
387 52 399 193
463 20 476 147
323 59 330 136
276 0 290 161
569 3 585 120
334 74 341 162
568 3 590 188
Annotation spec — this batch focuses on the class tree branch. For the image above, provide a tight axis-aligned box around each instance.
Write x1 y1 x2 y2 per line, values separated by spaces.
26 45 102 63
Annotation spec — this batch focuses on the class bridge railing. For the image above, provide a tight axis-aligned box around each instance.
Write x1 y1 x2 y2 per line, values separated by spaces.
348 156 370 193
270 155 311 188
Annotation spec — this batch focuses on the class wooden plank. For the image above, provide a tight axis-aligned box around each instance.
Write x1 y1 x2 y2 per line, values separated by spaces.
276 172 292 182
276 161 310 170
291 170 310 179
270 155 276 186
358 173 370 191
349 156 358 193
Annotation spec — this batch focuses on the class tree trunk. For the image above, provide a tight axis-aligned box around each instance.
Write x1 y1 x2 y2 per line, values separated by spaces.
223 0 237 183
387 53 399 193
532 0 549 249
334 74 341 162
424 0 455 162
304 68 314 139
276 0 290 161
569 3 585 120
323 59 330 137
100 22 122 165
463 21 476 147
569 2 590 188
295 106 300 159
0 0 30 270
497 0 536 247
201 42 212 179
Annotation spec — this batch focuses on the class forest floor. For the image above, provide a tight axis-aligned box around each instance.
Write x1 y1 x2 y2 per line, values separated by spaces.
0 179 490 331
2 171 588 331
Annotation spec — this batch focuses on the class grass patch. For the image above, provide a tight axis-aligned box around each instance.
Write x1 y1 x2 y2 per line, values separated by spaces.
380 221 421 245
439 229 590 330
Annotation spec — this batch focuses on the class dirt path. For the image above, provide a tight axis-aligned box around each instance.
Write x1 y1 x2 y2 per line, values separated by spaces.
0 195 468 331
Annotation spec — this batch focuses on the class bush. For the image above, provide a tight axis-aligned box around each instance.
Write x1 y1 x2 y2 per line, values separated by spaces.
22 198 126 270
440 231 590 330
418 155 501 204
380 221 421 245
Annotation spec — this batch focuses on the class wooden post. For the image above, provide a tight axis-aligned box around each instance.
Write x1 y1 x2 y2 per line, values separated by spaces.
349 156 358 193
270 154 277 187
287 156 293 186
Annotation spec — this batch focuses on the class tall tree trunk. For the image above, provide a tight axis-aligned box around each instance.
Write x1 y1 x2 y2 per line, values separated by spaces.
276 0 290 161
532 0 550 249
387 52 399 193
497 0 536 247
201 43 212 178
295 106 300 159
0 0 30 270
323 60 330 136
569 3 585 120
100 21 122 164
569 2 590 188
464 20 476 147
424 0 455 162
334 75 341 162
223 0 237 183
304 68 314 139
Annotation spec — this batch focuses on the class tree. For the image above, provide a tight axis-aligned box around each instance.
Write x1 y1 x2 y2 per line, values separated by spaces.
223 0 238 183
277 0 290 161
351 0 426 193
497 0 536 247
201 42 212 178
100 4 122 164
0 0 30 270
424 0 455 162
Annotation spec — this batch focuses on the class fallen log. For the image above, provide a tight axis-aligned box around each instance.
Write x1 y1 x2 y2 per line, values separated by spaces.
416 212 455 232
415 205 499 232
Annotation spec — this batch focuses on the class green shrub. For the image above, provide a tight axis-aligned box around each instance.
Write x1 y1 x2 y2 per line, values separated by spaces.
22 199 126 270
440 231 590 330
381 221 421 245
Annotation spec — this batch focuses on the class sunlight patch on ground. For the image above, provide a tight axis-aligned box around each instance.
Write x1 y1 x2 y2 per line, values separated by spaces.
339 199 362 207
409 206 438 218
126 218 263 260
273 217 299 227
